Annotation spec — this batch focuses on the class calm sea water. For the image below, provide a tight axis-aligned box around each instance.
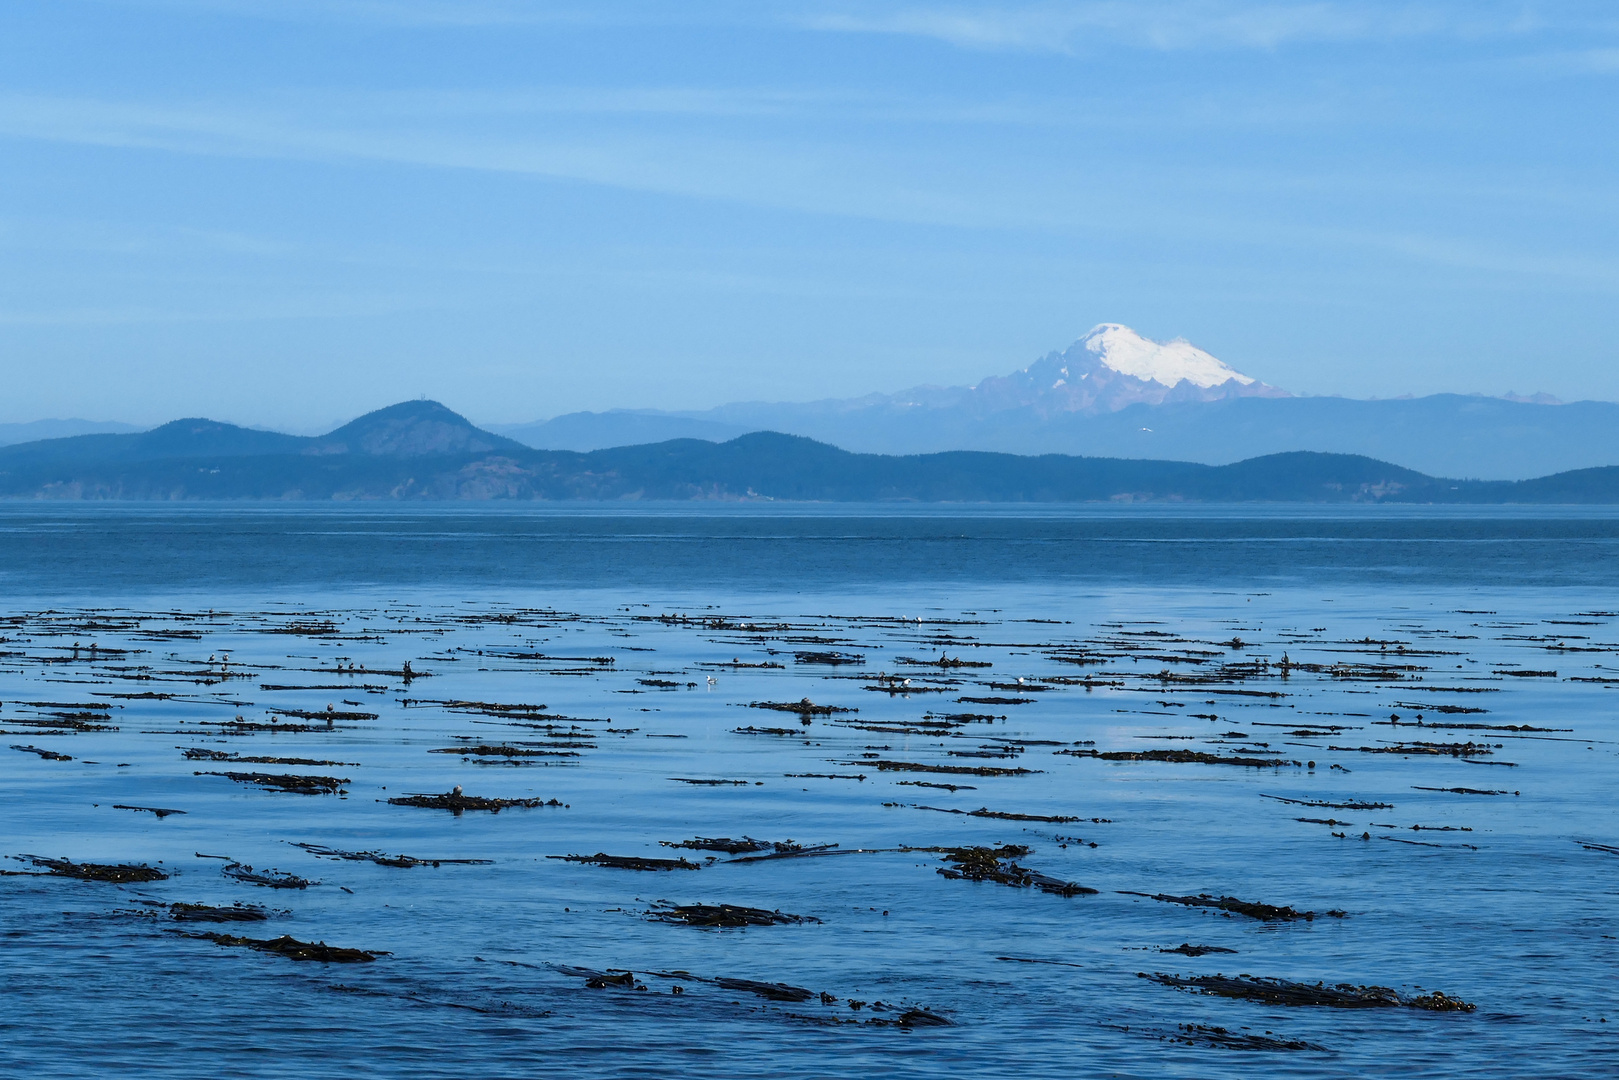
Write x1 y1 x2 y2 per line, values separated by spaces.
2 504 1616 1078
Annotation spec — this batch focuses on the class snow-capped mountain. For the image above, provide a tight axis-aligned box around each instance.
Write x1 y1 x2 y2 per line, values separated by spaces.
499 323 1286 447
493 324 1615 479
958 324 1287 417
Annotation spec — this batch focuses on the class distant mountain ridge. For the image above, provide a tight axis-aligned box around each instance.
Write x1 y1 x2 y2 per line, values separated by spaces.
0 418 140 448
3 398 1619 503
493 325 1612 480
1 401 529 467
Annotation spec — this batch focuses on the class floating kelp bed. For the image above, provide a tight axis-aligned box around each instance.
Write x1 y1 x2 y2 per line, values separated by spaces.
197 718 339 733
429 743 582 760
387 791 564 813
11 743 72 760
852 760 1036 777
865 681 950 695
189 932 382 963
22 856 168 883
1329 741 1499 757
554 965 641 989
931 845 1097 896
291 842 493 869
4 707 119 732
197 770 350 794
927 712 1003 724
550 853 703 871
897 803 1089 824
725 843 845 864
895 655 991 669
647 903 820 927
0 592 1606 1073
1414 786 1515 796
1144 973 1475 1011
182 748 357 766
222 863 312 889
657 840 840 865
169 902 273 922
1120 891 1345 922
113 804 187 818
1160 943 1237 956
433 698 551 717
1261 794 1394 811
1061 749 1299 768
794 652 864 666
555 964 957 1027
1380 719 1566 732
662 837 786 855
750 698 856 716
715 976 817 1001
270 707 379 722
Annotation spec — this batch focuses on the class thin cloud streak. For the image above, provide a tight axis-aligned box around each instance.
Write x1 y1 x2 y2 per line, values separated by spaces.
89 0 683 29
1511 46 1619 75
86 0 1610 50
0 91 1141 231
3 90 1617 295
797 1 1565 53
0 293 422 326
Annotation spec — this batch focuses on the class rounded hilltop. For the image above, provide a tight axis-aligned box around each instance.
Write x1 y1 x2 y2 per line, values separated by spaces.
309 400 524 458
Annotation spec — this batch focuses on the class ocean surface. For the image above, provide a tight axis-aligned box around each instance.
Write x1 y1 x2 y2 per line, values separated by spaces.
2 503 1616 1078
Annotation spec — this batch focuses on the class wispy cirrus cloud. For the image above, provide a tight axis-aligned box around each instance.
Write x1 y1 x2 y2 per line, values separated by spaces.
1512 46 1619 75
5 88 1617 298
86 0 785 30
0 87 1386 231
794 1 1596 53
88 0 633 28
83 0 1612 48
0 91 1012 229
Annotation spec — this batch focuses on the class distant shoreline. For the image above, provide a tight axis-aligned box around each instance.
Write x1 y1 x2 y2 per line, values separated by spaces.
3 400 1616 504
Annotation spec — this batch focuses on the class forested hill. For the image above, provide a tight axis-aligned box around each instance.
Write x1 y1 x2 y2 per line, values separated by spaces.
1 400 1615 503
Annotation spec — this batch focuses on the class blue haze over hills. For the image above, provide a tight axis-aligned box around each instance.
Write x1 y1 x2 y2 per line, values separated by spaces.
493 325 1619 481
12 324 1617 488
5 397 1619 504
0 419 140 447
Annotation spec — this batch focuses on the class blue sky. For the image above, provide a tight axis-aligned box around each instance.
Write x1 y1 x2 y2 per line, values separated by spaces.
3 1 1618 429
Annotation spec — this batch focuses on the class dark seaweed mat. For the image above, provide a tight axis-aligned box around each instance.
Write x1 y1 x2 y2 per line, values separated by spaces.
222 863 312 889
169 902 272 923
648 903 820 927
387 791 563 813
933 846 1097 897
1145 973 1475 1011
189 932 381 963
291 842 493 868
550 853 702 871
197 770 349 794
26 857 168 883
1121 891 1346 922
1063 749 1299 768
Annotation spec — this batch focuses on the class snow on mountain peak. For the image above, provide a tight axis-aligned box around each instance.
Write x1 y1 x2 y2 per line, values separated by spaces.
1081 323 1254 389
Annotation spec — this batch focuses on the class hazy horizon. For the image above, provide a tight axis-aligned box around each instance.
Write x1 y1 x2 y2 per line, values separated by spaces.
1 361 1596 439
